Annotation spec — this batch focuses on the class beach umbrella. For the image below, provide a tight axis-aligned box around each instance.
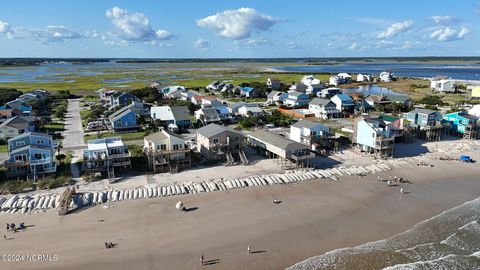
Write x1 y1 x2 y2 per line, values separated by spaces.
175 201 183 210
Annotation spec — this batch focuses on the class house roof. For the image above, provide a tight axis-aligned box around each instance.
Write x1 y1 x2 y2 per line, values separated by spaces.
197 123 241 138
170 106 190 121
289 91 307 97
200 108 220 118
110 108 135 122
291 119 328 130
409 108 436 115
309 98 332 106
248 130 307 150
0 115 32 129
228 102 246 110
10 144 53 155
432 75 451 81
384 94 411 103
334 94 353 101
145 128 184 143
8 132 52 143
242 87 255 92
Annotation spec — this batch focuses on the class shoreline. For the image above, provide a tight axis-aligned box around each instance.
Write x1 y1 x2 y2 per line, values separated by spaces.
1 160 480 270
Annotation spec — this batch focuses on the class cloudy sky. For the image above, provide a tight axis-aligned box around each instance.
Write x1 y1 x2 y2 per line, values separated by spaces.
0 0 479 58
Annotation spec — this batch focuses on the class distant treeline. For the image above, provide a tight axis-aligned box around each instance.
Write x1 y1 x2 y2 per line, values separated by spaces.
0 58 109 67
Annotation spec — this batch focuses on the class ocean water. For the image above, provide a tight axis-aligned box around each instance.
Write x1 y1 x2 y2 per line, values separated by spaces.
287 198 480 270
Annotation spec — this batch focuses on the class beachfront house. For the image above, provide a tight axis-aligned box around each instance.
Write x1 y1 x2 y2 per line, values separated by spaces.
301 75 321 86
430 76 455 93
266 91 289 105
306 83 324 95
267 78 281 89
442 111 479 139
309 98 340 119
356 74 372 82
108 108 139 133
150 106 191 132
290 119 331 151
331 94 355 116
0 108 21 124
83 137 131 178
378 115 405 138
109 92 140 108
404 108 443 141
143 128 191 173
285 92 310 107
379 71 394 82
317 87 341 99
353 116 395 159
196 123 244 163
4 132 57 179
0 116 36 139
247 130 314 168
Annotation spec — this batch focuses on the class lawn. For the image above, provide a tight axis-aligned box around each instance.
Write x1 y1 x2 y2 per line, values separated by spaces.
0 144 7 153
84 131 147 143
41 123 66 133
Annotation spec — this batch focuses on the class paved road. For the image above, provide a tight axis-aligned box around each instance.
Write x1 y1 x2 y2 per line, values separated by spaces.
62 99 86 181
62 99 85 148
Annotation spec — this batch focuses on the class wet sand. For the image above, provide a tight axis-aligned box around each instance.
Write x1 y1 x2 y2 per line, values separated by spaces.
1 162 479 270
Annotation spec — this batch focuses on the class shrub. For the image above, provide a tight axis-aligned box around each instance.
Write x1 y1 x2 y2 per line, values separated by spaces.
0 181 34 194
36 176 71 190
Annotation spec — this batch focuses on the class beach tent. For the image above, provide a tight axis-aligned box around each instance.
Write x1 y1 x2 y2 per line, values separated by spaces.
459 155 472 162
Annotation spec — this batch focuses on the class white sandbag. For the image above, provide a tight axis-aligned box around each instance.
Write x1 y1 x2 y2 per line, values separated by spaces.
139 188 145 199
175 185 181 195
5 195 19 209
112 190 119 202
119 190 125 201
107 190 113 201
142 188 148 199
27 198 35 209
147 187 153 198
48 195 56 208
180 185 187 194
92 192 98 204
21 207 27 214
152 187 158 197
165 186 171 196
195 183 205 192
132 189 138 200
161 187 166 196
36 196 45 209
264 176 275 185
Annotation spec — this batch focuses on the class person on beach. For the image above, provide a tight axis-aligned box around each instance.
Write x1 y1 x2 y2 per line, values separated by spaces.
6 223 9 231
3 235 6 240
400 188 404 194
200 254 204 265
248 246 251 254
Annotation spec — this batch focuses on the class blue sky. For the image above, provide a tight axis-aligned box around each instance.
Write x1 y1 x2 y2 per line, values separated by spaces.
0 0 479 58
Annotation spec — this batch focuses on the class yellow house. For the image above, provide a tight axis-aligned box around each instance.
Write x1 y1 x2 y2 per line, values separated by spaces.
469 86 480 99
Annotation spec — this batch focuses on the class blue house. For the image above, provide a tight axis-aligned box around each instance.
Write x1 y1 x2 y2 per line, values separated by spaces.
5 132 57 179
240 87 258 98
442 111 479 139
353 116 394 159
404 108 443 141
109 92 140 108
108 108 139 133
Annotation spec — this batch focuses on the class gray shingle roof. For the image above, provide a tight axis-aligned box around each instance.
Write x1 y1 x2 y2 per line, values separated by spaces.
291 119 327 129
309 98 332 106
197 123 241 138
410 108 436 115
170 106 190 121
248 130 306 150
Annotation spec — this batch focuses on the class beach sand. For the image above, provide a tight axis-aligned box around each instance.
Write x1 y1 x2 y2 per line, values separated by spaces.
1 161 479 270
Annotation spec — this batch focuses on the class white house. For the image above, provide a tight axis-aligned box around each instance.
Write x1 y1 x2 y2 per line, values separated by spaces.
356 74 372 82
238 104 263 117
290 119 331 148
309 98 341 119
301 75 321 86
329 76 344 86
285 92 310 107
469 104 480 117
306 83 325 95
337 73 352 82
317 87 341 98
379 71 394 82
431 76 455 93
353 116 394 158
180 91 197 101
267 78 281 89
331 94 355 114
266 91 288 105
195 108 221 125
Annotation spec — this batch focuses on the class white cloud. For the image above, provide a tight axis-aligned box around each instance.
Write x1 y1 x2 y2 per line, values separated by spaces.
194 38 213 49
4 25 82 43
196 7 283 39
286 41 300 50
377 20 413 39
430 26 470 41
235 38 271 49
429 16 457 24
106 6 172 42
0 20 12 34
348 42 359 50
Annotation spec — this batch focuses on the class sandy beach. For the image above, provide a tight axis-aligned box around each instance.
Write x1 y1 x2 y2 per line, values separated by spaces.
1 157 479 270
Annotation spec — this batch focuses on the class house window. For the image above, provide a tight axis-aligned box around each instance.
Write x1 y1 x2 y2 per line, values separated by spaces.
234 136 240 141
213 138 219 144
16 141 25 147
34 153 42 159
15 155 26 161
173 144 179 150
234 144 240 150
160 144 167 150
372 132 375 138
37 140 44 144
